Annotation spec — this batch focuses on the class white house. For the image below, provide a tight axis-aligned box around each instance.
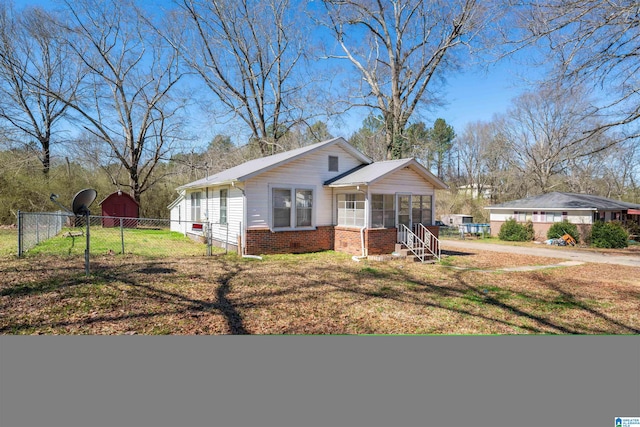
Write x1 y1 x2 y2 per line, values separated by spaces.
169 137 448 257
487 192 640 240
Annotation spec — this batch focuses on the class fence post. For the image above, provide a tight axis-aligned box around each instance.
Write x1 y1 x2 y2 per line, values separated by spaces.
120 217 125 254
84 213 90 276
17 210 22 257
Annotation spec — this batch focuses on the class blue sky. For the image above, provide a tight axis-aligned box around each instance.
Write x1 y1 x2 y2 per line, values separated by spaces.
18 0 537 144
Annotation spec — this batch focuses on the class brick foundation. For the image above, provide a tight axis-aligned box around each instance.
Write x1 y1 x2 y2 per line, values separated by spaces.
246 226 403 256
245 224 445 256
245 226 334 255
365 228 398 255
334 227 363 255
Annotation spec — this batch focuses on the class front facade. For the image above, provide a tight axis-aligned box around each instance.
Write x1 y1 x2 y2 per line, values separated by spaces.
487 192 640 241
169 137 447 256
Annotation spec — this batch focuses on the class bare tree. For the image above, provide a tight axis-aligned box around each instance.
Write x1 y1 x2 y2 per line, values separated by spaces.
320 0 496 159
0 2 81 175
55 0 186 205
499 84 608 194
172 0 318 156
514 0 640 143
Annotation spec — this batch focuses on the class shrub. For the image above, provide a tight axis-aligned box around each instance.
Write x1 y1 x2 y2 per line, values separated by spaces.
547 220 580 243
499 218 534 241
590 221 628 248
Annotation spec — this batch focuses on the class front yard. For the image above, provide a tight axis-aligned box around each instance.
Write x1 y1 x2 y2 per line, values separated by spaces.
1 249 638 334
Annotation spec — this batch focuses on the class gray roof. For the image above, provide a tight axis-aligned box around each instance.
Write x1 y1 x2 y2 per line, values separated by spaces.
488 192 640 211
177 137 371 190
325 158 448 189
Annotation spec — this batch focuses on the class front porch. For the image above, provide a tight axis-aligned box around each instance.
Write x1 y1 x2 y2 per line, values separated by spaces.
334 224 440 261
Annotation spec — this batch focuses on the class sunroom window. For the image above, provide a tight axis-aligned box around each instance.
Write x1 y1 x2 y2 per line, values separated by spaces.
337 193 365 227
412 195 433 225
371 194 395 228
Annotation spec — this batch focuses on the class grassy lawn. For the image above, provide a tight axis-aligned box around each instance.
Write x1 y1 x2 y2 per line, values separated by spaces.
1 249 638 335
21 227 209 257
0 228 17 257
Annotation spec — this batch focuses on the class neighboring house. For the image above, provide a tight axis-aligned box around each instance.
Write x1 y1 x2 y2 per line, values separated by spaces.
487 192 640 240
458 184 492 200
99 191 139 228
169 137 448 257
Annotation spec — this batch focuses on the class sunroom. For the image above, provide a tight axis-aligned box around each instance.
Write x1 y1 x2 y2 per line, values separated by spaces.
326 158 448 256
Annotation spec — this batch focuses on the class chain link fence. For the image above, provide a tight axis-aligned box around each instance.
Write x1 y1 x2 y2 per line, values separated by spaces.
17 211 237 260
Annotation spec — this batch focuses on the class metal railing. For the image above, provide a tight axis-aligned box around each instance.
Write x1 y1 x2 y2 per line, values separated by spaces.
397 223 441 262
415 223 441 261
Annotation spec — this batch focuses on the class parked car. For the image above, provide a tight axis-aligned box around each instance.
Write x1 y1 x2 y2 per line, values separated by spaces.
435 220 449 228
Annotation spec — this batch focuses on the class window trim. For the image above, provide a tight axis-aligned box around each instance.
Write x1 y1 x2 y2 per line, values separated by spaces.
268 184 316 231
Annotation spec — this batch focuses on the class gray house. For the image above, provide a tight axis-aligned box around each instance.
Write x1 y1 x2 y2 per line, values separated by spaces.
487 192 640 240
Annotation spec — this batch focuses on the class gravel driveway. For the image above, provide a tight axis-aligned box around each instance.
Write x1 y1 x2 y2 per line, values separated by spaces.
441 239 640 268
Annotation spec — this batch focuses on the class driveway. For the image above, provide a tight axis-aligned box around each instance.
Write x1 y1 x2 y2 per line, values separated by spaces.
441 239 640 268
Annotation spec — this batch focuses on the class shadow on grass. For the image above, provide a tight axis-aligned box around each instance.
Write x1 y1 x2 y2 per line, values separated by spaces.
0 258 250 334
2 253 638 334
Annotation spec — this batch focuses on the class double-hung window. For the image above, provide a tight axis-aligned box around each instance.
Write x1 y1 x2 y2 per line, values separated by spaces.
371 194 395 228
272 187 314 229
219 189 228 225
190 192 201 222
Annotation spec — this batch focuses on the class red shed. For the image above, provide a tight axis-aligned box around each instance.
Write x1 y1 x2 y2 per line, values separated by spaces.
99 191 139 228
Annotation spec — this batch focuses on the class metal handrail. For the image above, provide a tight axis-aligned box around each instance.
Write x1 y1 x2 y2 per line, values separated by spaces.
397 224 442 262
398 224 427 262
416 223 441 261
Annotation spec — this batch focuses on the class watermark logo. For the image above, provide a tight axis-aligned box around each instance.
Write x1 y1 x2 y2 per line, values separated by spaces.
616 418 640 427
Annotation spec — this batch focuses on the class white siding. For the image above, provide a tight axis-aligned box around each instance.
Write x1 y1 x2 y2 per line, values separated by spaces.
368 167 436 196
490 209 594 224
205 186 244 245
244 145 365 229
169 200 187 234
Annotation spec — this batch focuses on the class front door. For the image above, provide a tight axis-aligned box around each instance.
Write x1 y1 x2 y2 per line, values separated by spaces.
397 194 412 231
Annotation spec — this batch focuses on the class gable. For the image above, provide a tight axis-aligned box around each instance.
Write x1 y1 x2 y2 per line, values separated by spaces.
177 137 371 191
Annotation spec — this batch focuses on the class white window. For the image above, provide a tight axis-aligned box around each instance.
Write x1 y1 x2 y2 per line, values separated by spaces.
296 189 313 227
412 195 433 226
220 189 228 225
273 188 292 228
272 187 314 229
190 192 201 222
371 194 395 228
337 193 365 227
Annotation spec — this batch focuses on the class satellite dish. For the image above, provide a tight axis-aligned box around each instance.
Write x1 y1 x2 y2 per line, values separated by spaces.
71 188 97 216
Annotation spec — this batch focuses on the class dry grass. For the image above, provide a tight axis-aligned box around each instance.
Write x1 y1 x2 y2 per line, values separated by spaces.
1 250 638 335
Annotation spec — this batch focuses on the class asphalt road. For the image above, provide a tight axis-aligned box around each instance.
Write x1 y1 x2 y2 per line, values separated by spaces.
441 239 640 268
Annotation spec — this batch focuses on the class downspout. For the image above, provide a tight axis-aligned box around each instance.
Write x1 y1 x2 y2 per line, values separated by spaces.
352 185 368 262
231 180 248 256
